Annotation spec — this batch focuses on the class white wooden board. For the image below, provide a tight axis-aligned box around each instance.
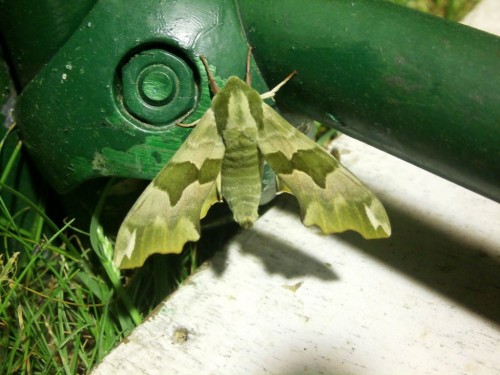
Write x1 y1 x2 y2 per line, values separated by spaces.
93 3 500 374
462 0 500 35
92 132 500 374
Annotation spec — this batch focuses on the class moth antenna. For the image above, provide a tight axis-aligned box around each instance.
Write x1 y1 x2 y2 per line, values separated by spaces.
200 55 219 94
245 46 253 86
260 70 297 100
176 118 200 128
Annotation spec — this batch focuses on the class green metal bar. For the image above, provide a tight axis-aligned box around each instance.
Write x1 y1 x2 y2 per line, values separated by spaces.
2 0 499 202
0 0 98 88
238 0 500 202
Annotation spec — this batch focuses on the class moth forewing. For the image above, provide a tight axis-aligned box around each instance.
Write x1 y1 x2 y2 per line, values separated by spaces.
257 103 391 239
113 109 225 269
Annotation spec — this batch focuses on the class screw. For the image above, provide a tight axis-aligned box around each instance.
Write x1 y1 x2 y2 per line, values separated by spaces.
120 49 195 125
139 65 176 105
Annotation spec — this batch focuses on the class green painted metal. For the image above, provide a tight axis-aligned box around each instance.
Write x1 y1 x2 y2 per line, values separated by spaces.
9 0 269 193
121 49 197 125
0 0 98 88
2 0 499 202
238 0 500 201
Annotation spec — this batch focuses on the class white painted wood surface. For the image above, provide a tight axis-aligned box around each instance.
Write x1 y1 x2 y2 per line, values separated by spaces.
93 3 500 374
462 0 500 35
93 140 500 375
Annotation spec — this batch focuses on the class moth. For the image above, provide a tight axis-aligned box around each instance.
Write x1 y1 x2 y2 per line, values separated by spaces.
114 49 391 269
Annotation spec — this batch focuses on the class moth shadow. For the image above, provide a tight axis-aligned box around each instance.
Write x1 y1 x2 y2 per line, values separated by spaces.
331 198 500 326
210 223 338 282
209 193 500 326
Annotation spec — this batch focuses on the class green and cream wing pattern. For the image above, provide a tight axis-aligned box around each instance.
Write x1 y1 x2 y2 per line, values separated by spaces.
114 109 224 269
257 103 391 239
114 51 392 270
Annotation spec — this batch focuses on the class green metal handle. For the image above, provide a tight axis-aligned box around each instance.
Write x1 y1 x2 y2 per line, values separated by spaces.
2 0 499 202
238 0 500 201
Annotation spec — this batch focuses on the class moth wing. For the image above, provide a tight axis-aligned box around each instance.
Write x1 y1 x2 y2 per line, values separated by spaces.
257 104 391 239
114 109 224 269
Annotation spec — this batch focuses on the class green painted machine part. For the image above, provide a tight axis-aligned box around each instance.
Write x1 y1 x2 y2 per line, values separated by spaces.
3 0 267 194
0 0 98 89
1 0 499 202
238 0 500 202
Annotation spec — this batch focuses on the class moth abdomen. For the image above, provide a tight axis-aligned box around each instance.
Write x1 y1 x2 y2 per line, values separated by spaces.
221 146 261 228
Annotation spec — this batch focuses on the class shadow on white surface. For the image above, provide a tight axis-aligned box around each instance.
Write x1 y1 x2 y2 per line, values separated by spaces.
210 225 339 281
274 194 500 326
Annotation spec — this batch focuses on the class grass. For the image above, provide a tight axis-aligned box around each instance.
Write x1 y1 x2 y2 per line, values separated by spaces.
0 124 237 373
391 0 481 20
0 126 138 374
0 126 222 373
0 1 481 373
